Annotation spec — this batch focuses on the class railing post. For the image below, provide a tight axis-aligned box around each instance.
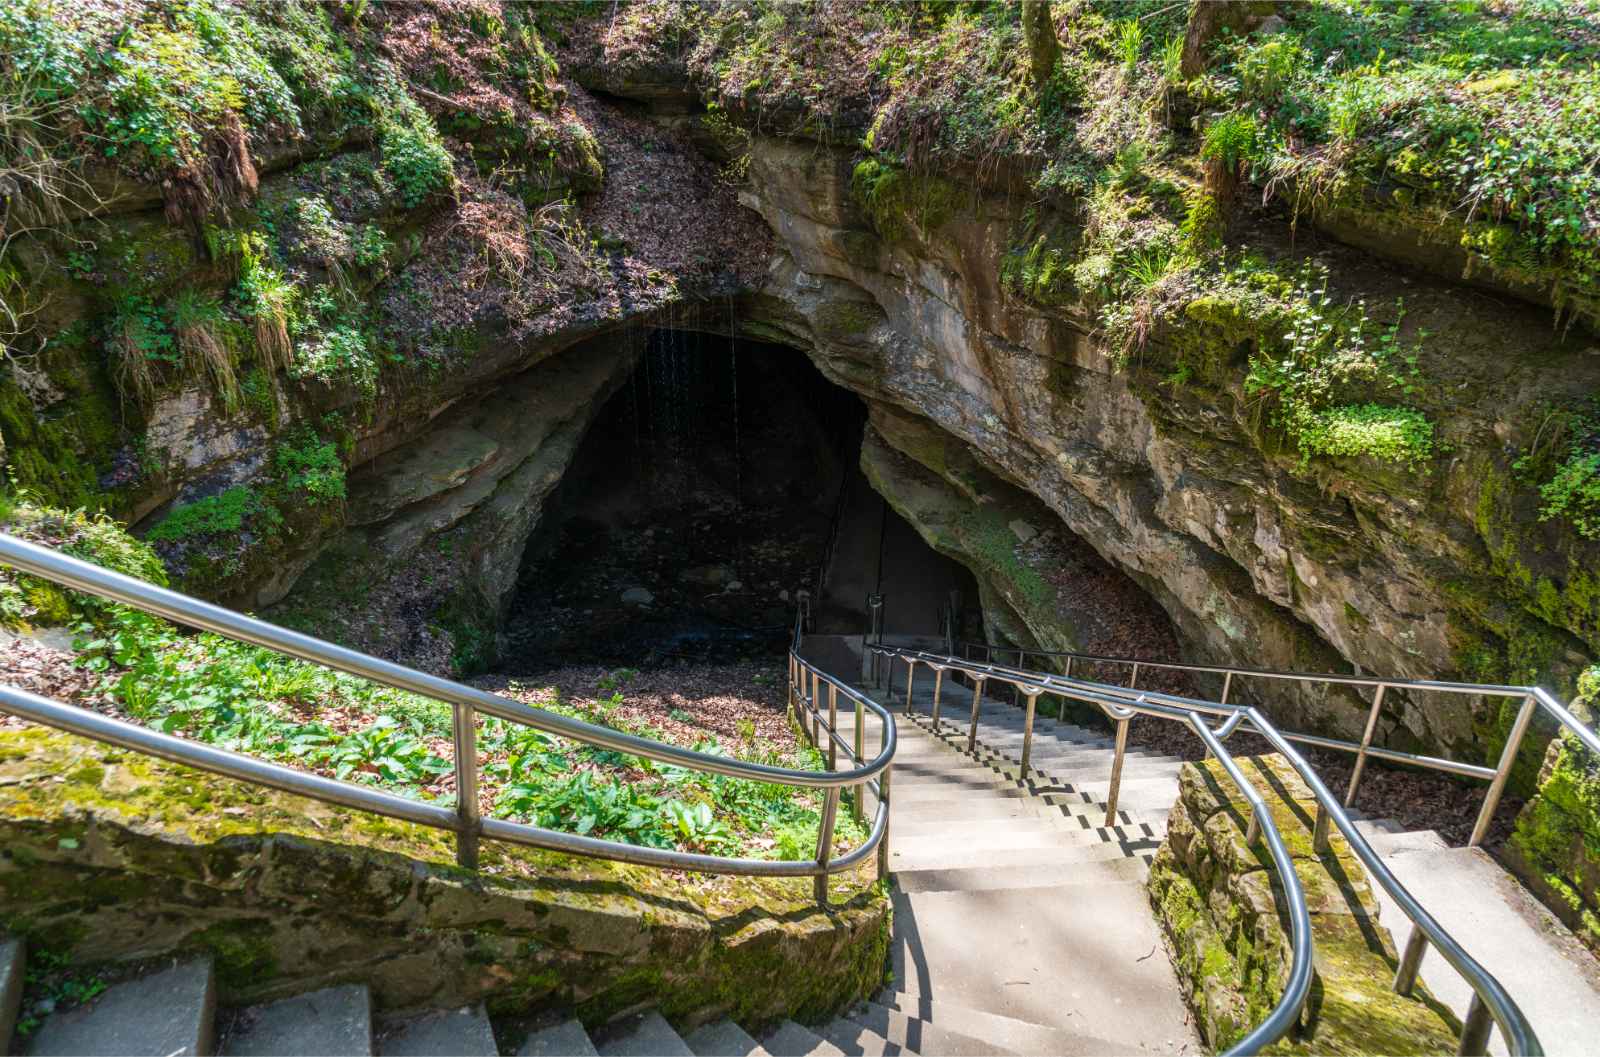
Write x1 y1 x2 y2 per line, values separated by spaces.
930 668 944 730
1312 804 1332 854
1394 927 1429 996
1128 662 1141 689
853 696 865 825
904 659 917 715
452 702 480 870
876 762 893 880
1058 656 1073 728
1019 690 1040 780
1244 808 1261 847
886 653 896 697
827 683 839 771
1220 670 1233 705
967 678 987 753
1344 683 1388 806
787 656 796 723
1469 694 1537 847
1457 994 1492 1057
813 671 825 745
814 786 840 907
1105 714 1130 826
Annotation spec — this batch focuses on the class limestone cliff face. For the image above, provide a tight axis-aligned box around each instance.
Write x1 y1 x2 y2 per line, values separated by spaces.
736 136 1600 754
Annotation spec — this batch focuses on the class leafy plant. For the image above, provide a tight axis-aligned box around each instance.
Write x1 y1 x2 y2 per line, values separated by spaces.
663 799 738 853
1524 403 1600 539
1114 19 1143 78
1242 269 1433 469
379 112 454 208
105 293 175 406
323 715 450 783
275 434 346 505
146 486 265 542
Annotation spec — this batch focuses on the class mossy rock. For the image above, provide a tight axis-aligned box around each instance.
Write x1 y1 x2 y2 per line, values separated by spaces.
0 725 889 1024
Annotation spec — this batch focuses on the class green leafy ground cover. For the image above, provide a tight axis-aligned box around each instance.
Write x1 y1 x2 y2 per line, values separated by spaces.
0 501 858 862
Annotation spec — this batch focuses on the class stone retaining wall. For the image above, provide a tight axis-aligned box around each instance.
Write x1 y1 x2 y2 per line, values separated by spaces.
1147 754 1460 1054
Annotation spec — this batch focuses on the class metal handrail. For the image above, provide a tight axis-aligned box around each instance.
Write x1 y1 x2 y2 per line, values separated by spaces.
1186 712 1313 1055
0 533 895 905
868 643 1542 1057
957 638 1594 848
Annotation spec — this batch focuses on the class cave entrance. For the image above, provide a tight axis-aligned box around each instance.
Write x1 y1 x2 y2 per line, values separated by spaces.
499 327 978 670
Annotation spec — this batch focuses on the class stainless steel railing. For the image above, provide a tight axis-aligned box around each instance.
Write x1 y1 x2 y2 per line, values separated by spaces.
957 638 1600 848
868 642 1543 1057
0 533 894 906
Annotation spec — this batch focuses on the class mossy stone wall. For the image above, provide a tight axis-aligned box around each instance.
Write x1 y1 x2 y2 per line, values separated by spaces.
0 726 889 1027
1148 755 1460 1054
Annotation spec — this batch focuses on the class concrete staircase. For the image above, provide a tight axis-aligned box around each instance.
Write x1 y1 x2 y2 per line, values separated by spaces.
875 659 1600 1057
0 941 1055 1057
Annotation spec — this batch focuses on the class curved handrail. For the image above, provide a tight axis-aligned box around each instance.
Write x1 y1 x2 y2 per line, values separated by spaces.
1185 712 1313 1056
0 533 895 900
0 534 892 789
949 638 1600 847
957 638 1544 697
868 642 1542 1056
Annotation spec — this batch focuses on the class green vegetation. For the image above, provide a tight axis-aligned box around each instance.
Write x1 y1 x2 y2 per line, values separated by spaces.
146 486 267 543
4 498 854 863
11 949 106 1041
275 434 346 506
1241 270 1432 468
1205 2 1600 318
0 500 169 630
1516 401 1600 540
71 603 862 859
849 159 962 241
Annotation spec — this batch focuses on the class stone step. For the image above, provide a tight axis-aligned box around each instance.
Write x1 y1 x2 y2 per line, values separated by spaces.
888 797 1064 822
222 984 372 1056
377 1006 497 1055
28 957 215 1057
890 822 1162 859
890 783 1032 804
517 1018 598 1056
811 1014 898 1056
683 1018 770 1056
1068 776 1180 805
889 886 1192 1051
892 851 1153 895
1367 845 1600 1056
760 1020 845 1057
1 936 23 1053
889 841 1157 874
961 737 1181 773
840 1000 1014 1056
870 992 1130 1056
1367 829 1450 856
890 812 1160 840
596 1010 694 1057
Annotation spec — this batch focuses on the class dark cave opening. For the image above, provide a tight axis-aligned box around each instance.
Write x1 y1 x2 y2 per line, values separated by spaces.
499 328 979 670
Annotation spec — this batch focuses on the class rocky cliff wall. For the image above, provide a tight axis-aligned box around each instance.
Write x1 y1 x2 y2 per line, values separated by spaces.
735 134 1600 759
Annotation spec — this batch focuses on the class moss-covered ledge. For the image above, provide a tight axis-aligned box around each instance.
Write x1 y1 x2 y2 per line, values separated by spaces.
0 726 889 1027
1148 755 1460 1055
